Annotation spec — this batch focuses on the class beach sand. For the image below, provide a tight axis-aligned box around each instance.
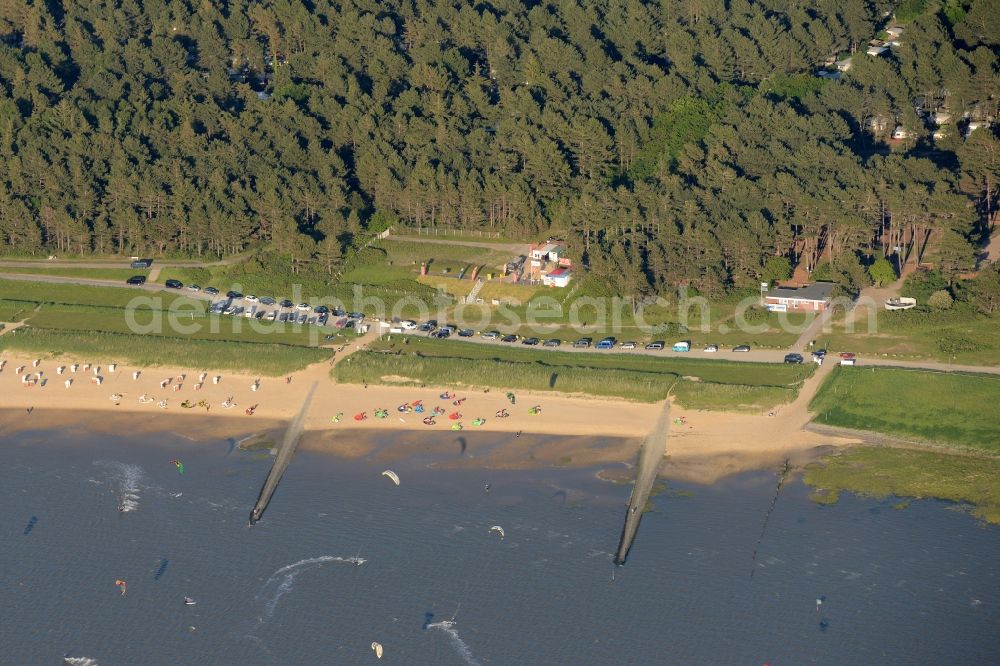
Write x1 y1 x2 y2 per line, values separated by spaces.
0 351 857 482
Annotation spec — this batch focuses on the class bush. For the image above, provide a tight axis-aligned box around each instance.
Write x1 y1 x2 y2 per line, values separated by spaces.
928 289 954 310
903 270 948 302
868 257 897 287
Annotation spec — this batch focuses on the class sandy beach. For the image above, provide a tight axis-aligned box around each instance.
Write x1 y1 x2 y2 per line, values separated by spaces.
0 350 856 482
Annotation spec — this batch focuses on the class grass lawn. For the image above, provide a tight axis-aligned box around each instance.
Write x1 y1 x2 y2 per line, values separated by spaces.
804 447 1000 524
823 307 1000 366
810 366 1000 452
0 279 192 309
333 336 811 406
0 267 149 280
0 327 333 375
378 240 508 265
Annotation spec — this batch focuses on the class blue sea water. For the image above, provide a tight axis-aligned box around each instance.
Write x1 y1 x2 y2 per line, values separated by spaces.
1 425 998 665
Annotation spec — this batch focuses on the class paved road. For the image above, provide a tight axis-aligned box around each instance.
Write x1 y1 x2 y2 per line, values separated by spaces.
0 256 246 269
384 235 527 254
4 270 998 376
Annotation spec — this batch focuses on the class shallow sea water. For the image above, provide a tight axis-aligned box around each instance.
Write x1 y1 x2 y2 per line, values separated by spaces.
1 427 997 665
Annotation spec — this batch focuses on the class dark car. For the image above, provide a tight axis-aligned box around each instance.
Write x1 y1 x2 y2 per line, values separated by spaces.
203 287 219 295
434 328 452 339
165 279 183 289
331 307 346 317
501 334 518 343
230 306 244 316
784 353 804 364
521 337 540 346
458 329 475 337
812 348 828 358
348 311 365 320
279 299 294 308
573 337 593 348
130 259 153 269
733 345 751 352
543 338 562 347
314 305 330 314
419 320 438 332
343 319 355 329
259 296 276 305
645 341 665 350
227 290 243 299
318 313 329 325
126 275 146 285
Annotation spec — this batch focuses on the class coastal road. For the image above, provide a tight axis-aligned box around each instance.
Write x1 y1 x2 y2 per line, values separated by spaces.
0 256 248 269
384 235 527 254
3 270 999 376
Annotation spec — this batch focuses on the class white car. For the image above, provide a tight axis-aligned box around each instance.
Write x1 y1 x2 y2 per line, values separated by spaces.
245 295 259 303
265 311 277 321
401 320 418 330
621 341 637 350
187 284 201 292
296 303 311 312
703 344 718 352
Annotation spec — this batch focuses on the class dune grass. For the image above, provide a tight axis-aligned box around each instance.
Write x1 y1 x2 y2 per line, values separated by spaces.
0 327 332 375
370 337 813 386
804 447 1000 524
0 279 190 309
334 349 678 401
810 366 1000 452
671 381 797 413
335 337 811 406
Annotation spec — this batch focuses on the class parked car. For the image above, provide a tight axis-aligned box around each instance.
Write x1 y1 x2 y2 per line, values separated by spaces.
318 314 329 325
334 318 348 328
165 279 183 289
543 338 562 347
482 330 500 340
812 348 828 358
331 308 346 316
230 306 244 316
434 329 452 339
458 328 475 337
419 320 438 332
296 313 308 324
227 290 243 299
645 341 664 350
522 337 540 346
343 319 355 329
279 299 294 308
573 337 593 348
126 275 146 285
621 341 637 350
596 337 617 350
672 341 691 352
501 334 518 343
130 259 153 269
266 311 277 321
254 311 265 320
703 344 719 353
399 320 417 330
259 297 276 305
348 312 365 320
732 345 751 352
296 303 311 312
245 295 259 303
784 353 804 364
314 305 330 314
187 284 200 292
203 287 219 295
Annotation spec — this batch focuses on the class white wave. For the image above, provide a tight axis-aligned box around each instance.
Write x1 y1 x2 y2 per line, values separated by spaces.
63 658 100 666
255 556 365 623
428 621 481 666
94 461 143 512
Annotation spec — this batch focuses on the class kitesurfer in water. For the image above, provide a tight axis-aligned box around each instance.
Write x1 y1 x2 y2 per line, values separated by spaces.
484 483 491 493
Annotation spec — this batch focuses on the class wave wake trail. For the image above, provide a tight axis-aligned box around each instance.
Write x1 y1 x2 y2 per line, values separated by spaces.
428 621 481 666
255 556 365 622
95 461 144 512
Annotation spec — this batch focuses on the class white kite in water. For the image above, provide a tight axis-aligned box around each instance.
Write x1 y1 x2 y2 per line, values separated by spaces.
371 641 383 659
490 525 505 539
382 470 400 486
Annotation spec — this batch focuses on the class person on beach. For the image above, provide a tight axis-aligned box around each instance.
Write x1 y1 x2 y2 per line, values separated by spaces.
286 376 292 384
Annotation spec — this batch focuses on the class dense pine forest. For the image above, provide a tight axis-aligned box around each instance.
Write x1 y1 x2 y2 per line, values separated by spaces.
0 0 996 296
